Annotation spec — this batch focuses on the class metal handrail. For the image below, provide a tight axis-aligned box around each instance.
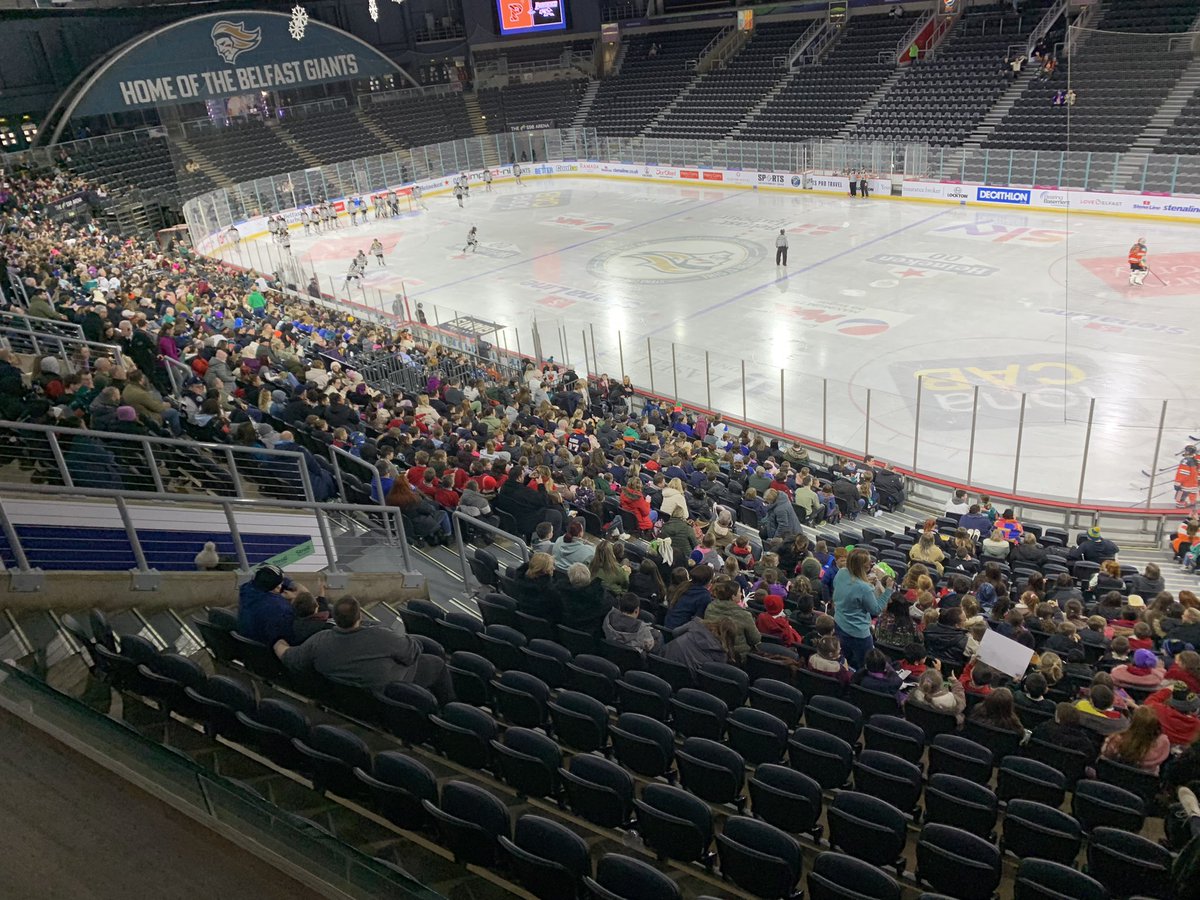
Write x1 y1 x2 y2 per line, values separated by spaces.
0 326 126 371
0 419 316 502
0 309 84 340
451 510 529 587
0 480 413 579
1025 0 1068 58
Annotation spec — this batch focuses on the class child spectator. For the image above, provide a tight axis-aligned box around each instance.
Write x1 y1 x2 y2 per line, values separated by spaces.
897 642 928 680
1129 621 1155 652
852 648 903 697
1111 649 1165 690
1014 672 1055 714
756 594 803 647
809 635 852 685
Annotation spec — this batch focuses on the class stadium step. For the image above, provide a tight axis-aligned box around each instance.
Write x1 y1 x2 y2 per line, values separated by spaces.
171 137 233 189
352 107 400 155
1128 55 1200 157
462 91 490 138
838 68 905 141
571 80 600 129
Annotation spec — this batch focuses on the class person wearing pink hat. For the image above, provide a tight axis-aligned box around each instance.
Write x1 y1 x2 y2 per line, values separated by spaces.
1111 649 1166 690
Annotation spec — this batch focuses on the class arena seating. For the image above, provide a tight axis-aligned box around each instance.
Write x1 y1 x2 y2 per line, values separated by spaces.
62 134 184 203
367 93 475 151
585 28 724 136
473 38 595 69
736 13 914 143
279 108 388 165
476 78 591 132
849 1 1057 146
183 120 307 183
645 22 807 139
982 0 1200 153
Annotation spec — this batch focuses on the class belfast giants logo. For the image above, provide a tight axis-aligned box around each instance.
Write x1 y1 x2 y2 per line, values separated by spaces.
211 21 262 64
589 237 762 284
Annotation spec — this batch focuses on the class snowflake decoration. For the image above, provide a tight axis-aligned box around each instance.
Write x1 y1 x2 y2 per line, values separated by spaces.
288 5 309 40
368 0 379 20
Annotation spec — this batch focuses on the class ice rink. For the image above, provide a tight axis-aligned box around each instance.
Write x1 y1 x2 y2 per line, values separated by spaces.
218 176 1200 508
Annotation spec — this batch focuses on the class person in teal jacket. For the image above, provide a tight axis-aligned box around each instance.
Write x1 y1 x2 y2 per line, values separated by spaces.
832 548 893 669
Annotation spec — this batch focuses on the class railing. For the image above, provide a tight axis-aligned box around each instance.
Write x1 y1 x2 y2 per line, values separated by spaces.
451 511 529 588
895 10 933 61
1025 0 1068 58
0 481 412 583
0 326 125 375
0 420 317 503
0 309 84 341
275 97 350 119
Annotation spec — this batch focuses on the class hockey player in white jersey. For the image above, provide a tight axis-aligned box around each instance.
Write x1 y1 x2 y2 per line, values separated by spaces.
482 169 493 192
462 226 478 254
512 163 523 186
371 238 385 267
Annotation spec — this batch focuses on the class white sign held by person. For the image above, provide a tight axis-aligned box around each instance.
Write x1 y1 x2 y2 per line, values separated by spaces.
976 629 1035 681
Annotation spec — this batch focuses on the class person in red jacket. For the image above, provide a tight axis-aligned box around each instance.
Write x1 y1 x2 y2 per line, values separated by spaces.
756 594 803 647
619 477 655 533
1146 684 1200 746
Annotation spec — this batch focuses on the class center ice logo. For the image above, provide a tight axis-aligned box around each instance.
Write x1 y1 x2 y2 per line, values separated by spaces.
627 249 735 275
589 237 761 284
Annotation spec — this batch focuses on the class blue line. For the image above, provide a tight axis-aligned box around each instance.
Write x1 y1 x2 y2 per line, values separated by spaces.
409 192 739 300
644 207 956 338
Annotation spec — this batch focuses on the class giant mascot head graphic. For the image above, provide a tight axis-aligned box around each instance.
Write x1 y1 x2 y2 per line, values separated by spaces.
211 20 262 64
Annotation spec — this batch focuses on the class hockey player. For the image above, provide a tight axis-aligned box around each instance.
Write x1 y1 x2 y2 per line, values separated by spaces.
458 173 470 197
374 194 384 220
349 200 359 226
453 182 465 208
1177 448 1199 508
300 209 311 234
482 168 493 192
1129 237 1148 286
345 251 367 286
462 226 478 254
226 225 240 245
389 191 400 217
371 238 385 267
412 183 427 210
512 162 524 186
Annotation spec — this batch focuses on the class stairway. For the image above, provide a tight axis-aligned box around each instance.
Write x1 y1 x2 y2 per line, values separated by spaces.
728 75 792 137
352 107 399 152
571 80 600 128
1127 56 1200 155
961 67 1037 150
172 137 233 189
267 121 325 171
611 38 630 76
836 69 905 141
639 73 705 136
462 91 490 137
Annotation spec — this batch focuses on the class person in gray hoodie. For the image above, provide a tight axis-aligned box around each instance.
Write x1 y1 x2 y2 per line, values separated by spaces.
603 593 660 653
761 488 802 539
655 617 736 673
551 519 595 571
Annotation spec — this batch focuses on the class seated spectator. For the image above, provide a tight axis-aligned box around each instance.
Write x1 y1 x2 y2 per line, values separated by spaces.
874 591 920 647
1166 650 1200 693
907 665 966 723
664 564 714 629
969 687 1024 733
982 528 1011 560
852 648 903 695
559 563 612 635
1129 563 1165 597
496 474 564 539
1081 615 1110 650
531 522 554 555
909 533 945 573
1129 620 1155 652
509 552 561 622
1031 702 1099 758
729 535 756 570
958 504 992 537
276 596 452 702
656 617 737 671
291 591 331 643
1101 705 1171 774
808 634 852 685
945 490 970 517
994 508 1023 541
1170 607 1200 647
1011 532 1047 568
896 643 928 680
923 607 969 663
385 472 451 544
761 487 802 539
1048 573 1084 608
1112 648 1166 689
590 540 630 595
238 564 301 645
1145 684 1200 746
603 592 660 653
964 620 989 658
961 659 1001 697
619 477 655 534
756 594 803 647
689 532 724 569
1090 560 1126 594
1069 526 1120 563
1043 621 1083 656
629 558 667 606
1014 672 1055 714
1037 651 1065 690
1075 684 1130 740
704 579 761 660
551 519 595 572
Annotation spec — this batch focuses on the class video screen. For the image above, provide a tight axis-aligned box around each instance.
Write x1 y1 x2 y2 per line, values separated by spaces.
496 0 568 35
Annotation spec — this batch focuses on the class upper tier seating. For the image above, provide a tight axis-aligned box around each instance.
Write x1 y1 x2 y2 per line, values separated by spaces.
982 0 1200 153
477 78 591 132
279 109 388 165
849 1 1058 147
645 22 808 139
185 120 307 183
63 135 187 203
585 28 723 136
473 38 595 68
736 13 915 142
367 93 475 151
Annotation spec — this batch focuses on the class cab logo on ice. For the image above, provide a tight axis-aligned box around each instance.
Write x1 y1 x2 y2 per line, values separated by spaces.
211 21 262 64
589 237 761 284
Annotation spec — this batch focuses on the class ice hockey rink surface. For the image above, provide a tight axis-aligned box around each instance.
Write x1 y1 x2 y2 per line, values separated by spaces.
218 177 1200 508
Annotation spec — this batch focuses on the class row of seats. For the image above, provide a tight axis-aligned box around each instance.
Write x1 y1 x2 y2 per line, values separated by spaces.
117 603 1175 900
477 78 591 132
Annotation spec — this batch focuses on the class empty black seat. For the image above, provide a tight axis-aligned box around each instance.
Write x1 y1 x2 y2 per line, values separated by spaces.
716 816 804 899
808 850 901 900
748 764 823 839
424 780 510 867
676 737 745 809
916 823 1001 900
584 853 682 900
500 814 590 900
634 783 713 865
